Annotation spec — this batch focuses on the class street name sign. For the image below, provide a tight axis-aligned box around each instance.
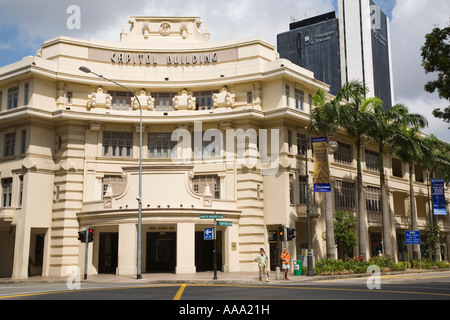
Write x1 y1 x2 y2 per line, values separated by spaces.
217 221 232 226
200 214 223 219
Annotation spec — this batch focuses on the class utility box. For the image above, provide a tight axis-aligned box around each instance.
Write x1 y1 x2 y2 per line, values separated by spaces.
293 260 302 276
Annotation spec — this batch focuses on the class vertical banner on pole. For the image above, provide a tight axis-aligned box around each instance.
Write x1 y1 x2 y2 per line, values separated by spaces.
432 178 447 215
312 137 331 192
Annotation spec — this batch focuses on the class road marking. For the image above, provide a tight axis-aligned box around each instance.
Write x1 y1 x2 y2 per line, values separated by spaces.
0 284 180 299
173 284 186 300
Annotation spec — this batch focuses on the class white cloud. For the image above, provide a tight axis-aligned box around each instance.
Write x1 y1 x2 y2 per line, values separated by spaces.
390 0 450 141
0 0 448 140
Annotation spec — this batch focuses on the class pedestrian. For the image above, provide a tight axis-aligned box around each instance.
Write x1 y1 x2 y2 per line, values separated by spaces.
255 248 269 282
280 247 290 280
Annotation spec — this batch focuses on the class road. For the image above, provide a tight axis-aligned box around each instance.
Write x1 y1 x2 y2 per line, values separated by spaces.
1 271 449 304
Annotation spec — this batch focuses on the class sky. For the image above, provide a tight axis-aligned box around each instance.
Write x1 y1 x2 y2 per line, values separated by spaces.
0 0 448 142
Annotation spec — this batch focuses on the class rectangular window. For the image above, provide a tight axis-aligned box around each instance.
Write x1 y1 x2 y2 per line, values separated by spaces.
19 176 23 207
295 89 304 110
24 83 29 106
148 133 176 158
366 186 381 212
193 175 220 199
4 132 16 157
21 129 27 154
365 150 379 172
103 131 133 157
297 133 307 156
194 91 217 110
0 91 3 111
392 158 403 178
7 87 18 109
334 141 352 165
247 91 253 104
334 180 355 210
110 91 133 111
153 92 176 111
287 130 292 153
289 174 294 205
298 176 307 204
67 92 73 105
285 85 290 107
414 164 424 182
1 178 13 207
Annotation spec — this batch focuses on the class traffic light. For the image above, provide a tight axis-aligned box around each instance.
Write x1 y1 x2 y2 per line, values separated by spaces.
287 228 296 241
88 228 94 243
278 225 285 242
78 230 86 242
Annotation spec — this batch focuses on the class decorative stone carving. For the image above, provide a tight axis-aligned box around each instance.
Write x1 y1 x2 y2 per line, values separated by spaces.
131 89 155 110
172 89 196 110
87 87 112 110
212 87 235 108
180 23 188 39
159 21 171 36
142 22 150 38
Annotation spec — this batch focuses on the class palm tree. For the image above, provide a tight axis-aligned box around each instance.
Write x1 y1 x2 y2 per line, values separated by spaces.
333 80 372 260
419 134 450 261
391 124 428 261
367 102 428 259
311 88 339 259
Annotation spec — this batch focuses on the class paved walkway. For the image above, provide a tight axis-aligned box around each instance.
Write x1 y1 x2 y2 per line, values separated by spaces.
2 268 447 285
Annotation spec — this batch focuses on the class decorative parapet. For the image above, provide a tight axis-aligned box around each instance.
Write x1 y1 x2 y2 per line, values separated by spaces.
212 87 235 108
87 87 112 110
131 89 155 110
173 89 196 110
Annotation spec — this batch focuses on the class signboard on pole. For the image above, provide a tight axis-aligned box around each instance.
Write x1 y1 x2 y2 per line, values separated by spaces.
204 228 214 240
405 231 421 245
312 136 331 192
432 179 447 215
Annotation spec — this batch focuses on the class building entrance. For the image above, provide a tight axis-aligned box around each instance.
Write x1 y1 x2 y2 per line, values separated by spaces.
195 231 222 272
98 232 118 274
146 232 176 273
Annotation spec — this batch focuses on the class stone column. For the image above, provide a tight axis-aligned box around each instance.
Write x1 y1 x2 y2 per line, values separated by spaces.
223 224 240 272
117 223 137 275
176 222 196 274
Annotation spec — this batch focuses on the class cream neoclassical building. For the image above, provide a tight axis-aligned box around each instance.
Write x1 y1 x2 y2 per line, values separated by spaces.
0 16 449 279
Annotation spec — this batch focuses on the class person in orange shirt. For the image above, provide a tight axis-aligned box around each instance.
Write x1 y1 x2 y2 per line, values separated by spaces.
280 247 290 280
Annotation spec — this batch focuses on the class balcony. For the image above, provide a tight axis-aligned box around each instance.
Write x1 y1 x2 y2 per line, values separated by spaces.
0 208 16 222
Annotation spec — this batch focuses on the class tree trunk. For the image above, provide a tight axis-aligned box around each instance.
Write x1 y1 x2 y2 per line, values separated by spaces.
356 138 368 260
409 162 421 261
325 192 336 259
380 143 393 258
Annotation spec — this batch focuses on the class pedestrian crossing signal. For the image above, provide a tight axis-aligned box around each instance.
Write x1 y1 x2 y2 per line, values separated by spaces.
287 228 295 241
278 226 285 241
78 230 86 242
88 228 94 242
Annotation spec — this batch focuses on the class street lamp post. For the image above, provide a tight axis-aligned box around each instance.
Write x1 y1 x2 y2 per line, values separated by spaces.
304 122 338 276
79 66 143 279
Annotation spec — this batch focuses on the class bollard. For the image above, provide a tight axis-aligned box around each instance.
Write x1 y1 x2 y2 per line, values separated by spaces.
275 266 281 280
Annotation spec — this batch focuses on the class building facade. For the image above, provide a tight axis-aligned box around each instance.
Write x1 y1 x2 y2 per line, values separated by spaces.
278 0 394 108
0 16 449 279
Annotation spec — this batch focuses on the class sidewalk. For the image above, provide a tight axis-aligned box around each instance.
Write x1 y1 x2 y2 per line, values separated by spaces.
3 268 445 285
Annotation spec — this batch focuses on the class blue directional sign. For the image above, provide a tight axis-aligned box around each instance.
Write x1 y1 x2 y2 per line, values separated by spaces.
204 228 214 240
405 231 421 245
